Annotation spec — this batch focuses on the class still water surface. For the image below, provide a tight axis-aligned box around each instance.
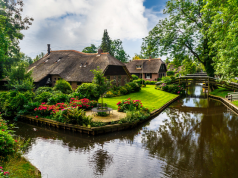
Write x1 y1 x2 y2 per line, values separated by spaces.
14 85 238 178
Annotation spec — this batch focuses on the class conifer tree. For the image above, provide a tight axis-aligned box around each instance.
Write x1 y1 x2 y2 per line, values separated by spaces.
101 29 111 53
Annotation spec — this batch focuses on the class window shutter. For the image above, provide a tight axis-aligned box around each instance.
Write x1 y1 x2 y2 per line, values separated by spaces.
150 73 152 78
145 73 146 78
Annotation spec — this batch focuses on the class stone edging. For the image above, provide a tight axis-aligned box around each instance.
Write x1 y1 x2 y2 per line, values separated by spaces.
20 95 180 135
209 94 238 115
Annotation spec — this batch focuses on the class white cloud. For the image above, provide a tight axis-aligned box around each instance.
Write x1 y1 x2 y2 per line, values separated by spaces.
20 0 165 58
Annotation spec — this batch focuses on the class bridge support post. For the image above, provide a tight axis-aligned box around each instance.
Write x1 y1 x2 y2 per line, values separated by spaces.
208 77 210 95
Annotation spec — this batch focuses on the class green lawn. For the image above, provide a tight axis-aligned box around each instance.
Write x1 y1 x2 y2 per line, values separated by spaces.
210 87 232 98
100 85 178 111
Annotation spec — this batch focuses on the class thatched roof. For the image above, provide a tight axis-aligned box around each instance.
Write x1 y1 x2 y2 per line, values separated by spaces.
167 64 182 73
29 50 128 83
126 58 164 73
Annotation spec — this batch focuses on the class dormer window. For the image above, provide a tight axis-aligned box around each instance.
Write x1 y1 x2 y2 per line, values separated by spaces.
57 58 61 62
84 62 88 67
80 63 83 67
136 65 142 69
45 60 48 63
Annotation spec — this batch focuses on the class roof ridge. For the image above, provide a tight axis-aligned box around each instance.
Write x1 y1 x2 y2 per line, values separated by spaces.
51 50 98 55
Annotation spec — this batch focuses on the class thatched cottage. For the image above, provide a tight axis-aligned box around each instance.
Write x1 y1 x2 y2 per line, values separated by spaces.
29 45 131 90
167 64 182 74
126 58 167 81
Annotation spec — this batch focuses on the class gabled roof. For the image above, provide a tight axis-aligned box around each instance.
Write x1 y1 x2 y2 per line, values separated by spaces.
167 64 182 73
126 58 164 73
29 50 127 83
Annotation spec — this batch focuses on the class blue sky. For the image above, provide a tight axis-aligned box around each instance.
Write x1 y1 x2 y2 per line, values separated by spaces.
20 0 168 60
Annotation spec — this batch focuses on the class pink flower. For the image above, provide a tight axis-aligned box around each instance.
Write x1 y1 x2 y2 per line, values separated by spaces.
2 129 4 131
0 167 3 169
15 140 17 142
178 91 180 93
36 116 38 118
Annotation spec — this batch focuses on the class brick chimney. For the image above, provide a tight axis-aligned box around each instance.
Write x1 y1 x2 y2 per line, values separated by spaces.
47 44 50 55
98 48 103 54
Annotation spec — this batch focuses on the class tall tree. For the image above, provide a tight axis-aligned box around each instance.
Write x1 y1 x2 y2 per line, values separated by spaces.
100 29 111 54
110 39 130 62
33 52 45 63
0 0 33 77
144 0 216 76
82 44 98 53
202 1 238 80
140 35 159 59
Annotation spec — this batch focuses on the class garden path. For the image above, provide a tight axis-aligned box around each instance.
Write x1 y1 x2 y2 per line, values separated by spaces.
85 110 126 123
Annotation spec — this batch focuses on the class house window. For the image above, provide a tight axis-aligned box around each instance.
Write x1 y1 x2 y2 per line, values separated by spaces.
77 82 82 85
146 73 151 79
136 65 142 69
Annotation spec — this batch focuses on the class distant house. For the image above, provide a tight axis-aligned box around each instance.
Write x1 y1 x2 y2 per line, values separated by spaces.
28 45 131 90
167 64 182 74
126 58 167 81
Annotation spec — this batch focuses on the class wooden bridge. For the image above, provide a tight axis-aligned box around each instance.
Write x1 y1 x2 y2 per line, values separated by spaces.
156 72 238 98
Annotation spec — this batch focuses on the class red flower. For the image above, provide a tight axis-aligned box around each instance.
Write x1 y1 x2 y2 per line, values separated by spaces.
15 140 17 142
36 116 38 118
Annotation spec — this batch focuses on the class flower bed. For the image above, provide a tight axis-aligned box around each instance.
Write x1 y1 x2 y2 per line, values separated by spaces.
157 83 186 95
116 98 150 113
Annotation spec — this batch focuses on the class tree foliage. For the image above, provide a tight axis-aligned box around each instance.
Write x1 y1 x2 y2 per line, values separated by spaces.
7 61 34 91
33 52 45 63
82 44 98 53
179 57 196 76
101 29 111 53
110 39 130 62
0 0 33 78
202 0 238 80
143 0 216 76
91 67 111 108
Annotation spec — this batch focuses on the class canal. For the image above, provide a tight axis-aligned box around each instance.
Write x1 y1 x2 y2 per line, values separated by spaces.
13 85 238 178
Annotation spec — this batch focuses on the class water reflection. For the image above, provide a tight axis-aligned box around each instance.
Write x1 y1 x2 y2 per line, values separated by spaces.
89 149 113 176
12 85 238 178
142 99 238 177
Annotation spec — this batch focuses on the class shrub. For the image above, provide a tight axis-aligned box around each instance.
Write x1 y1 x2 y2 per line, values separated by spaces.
2 91 34 117
10 78 34 92
167 71 175 76
104 91 114 98
70 98 97 110
160 83 186 95
0 116 16 157
75 83 100 101
133 79 145 86
127 82 141 92
117 98 143 112
52 107 92 126
35 87 53 96
34 92 52 103
53 79 73 94
119 86 128 95
47 92 69 105
175 73 180 77
19 101 41 115
145 81 156 85
131 74 139 80
124 111 150 123
124 84 132 93
161 76 173 84
0 92 8 113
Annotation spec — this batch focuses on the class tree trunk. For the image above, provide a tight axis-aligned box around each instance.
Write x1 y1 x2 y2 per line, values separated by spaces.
203 57 215 77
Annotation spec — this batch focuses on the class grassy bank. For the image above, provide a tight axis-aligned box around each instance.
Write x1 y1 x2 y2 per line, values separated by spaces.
210 87 232 98
101 85 178 111
0 155 41 178
210 87 238 107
